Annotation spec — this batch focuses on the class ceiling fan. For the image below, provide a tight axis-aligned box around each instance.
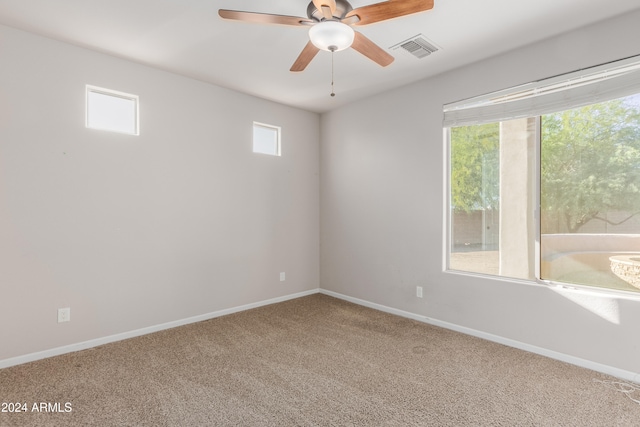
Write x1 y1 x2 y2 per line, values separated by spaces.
219 0 435 72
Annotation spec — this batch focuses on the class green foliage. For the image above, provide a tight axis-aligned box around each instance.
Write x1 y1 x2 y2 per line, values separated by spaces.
450 123 500 213
450 95 640 233
541 97 640 232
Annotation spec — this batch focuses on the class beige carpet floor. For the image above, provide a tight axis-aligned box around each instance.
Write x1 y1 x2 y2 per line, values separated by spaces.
1 293 639 426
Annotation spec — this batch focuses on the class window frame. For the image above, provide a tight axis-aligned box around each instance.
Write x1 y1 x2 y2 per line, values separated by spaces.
443 56 640 297
252 121 281 156
443 120 542 280
86 85 139 136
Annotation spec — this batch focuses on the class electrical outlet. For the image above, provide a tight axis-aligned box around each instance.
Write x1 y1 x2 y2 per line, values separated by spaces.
416 286 423 298
280 272 286 282
58 307 71 323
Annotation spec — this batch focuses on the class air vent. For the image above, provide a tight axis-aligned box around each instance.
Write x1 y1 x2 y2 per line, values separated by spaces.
390 34 440 59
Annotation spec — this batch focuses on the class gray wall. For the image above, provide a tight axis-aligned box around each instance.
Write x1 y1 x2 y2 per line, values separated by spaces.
0 25 320 361
320 10 640 374
3 10 640 376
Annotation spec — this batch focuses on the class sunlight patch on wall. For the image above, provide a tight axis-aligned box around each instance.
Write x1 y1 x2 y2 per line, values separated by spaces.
551 287 620 324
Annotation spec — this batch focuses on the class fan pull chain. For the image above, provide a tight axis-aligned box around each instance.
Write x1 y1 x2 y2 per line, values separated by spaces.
330 47 335 97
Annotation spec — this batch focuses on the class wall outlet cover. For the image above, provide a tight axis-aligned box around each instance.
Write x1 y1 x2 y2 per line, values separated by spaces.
58 307 71 323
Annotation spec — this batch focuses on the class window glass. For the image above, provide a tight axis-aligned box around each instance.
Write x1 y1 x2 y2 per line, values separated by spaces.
449 119 537 280
448 93 640 293
540 94 640 292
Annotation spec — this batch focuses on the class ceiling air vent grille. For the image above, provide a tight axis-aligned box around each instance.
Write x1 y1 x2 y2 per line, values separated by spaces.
390 35 440 59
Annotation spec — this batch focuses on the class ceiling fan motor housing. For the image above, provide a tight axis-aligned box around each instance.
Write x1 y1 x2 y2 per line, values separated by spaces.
307 0 353 21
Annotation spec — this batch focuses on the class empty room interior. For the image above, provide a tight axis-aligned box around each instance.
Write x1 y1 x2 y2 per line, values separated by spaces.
2 0 640 425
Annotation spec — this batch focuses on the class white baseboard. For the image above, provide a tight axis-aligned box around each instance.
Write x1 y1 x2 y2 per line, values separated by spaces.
5 287 639 385
0 288 320 370
320 289 640 384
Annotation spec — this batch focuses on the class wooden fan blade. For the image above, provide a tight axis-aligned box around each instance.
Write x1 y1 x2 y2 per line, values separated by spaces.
313 0 337 18
290 41 320 72
219 9 313 26
351 31 394 67
346 0 434 26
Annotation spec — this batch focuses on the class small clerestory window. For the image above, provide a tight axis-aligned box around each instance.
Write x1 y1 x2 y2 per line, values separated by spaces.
253 122 281 156
86 85 139 135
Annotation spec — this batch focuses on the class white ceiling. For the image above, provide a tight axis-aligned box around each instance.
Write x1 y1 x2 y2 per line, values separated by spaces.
1 0 639 113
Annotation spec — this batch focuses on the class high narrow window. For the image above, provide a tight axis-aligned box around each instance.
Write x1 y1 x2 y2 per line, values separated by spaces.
445 56 640 294
253 122 281 156
86 85 139 135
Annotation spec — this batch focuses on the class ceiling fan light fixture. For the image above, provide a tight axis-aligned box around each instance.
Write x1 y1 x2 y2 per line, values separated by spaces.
308 21 354 52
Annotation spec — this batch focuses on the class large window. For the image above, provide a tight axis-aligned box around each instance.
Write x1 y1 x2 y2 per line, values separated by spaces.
445 57 640 294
